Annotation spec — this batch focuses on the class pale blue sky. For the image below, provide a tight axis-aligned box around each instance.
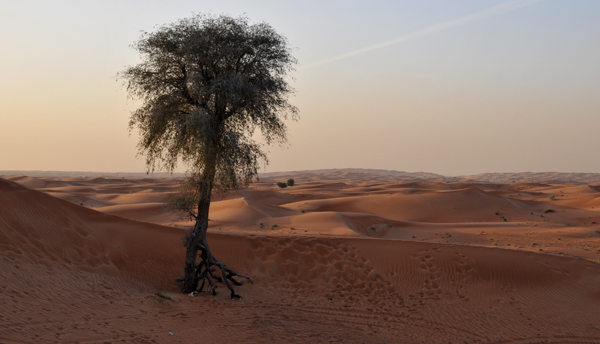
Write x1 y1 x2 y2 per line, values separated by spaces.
1 0 598 175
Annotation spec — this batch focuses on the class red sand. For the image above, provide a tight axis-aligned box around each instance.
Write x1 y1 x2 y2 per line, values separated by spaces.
2 170 600 343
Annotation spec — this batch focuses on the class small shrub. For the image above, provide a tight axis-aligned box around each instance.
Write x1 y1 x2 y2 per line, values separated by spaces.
545 209 555 213
277 182 287 188
548 194 556 201
495 211 500 215
286 179 295 187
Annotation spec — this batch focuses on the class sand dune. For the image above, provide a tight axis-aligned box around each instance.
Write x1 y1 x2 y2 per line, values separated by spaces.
285 187 533 223
5 171 600 257
0 178 182 285
2 171 600 343
462 171 600 185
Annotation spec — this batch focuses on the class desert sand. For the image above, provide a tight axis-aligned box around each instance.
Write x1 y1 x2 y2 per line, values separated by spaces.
1 169 600 343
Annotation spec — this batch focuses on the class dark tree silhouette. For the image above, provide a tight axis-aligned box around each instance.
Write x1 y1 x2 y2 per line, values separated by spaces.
120 14 297 298
286 179 295 186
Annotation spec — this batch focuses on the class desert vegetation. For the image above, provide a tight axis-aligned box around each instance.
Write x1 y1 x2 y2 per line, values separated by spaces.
120 14 297 298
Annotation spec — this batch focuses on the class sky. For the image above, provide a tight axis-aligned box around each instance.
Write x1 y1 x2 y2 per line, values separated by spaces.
0 0 599 176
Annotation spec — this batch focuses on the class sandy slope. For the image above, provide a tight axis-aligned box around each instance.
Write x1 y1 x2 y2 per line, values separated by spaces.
2 171 600 343
7 171 599 261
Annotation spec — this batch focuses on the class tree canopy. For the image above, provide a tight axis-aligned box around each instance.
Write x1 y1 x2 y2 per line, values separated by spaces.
122 14 297 192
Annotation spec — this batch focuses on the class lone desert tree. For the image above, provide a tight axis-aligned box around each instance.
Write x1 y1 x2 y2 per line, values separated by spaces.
121 15 297 298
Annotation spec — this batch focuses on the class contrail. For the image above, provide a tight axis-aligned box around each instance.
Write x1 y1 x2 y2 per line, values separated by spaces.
298 0 548 71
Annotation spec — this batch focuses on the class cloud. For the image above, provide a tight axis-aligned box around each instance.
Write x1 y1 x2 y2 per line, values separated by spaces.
298 0 548 71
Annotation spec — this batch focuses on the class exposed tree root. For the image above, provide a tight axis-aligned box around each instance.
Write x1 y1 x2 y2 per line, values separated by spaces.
190 240 253 299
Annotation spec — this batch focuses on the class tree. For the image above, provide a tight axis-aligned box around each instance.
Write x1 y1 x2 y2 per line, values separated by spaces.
276 182 287 188
286 178 295 186
121 14 297 298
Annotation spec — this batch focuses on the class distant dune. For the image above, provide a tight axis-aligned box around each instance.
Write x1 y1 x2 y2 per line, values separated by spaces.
0 169 186 179
3 168 600 184
2 170 600 343
461 171 600 185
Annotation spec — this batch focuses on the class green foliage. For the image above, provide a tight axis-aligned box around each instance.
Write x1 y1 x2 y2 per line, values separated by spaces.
121 14 298 195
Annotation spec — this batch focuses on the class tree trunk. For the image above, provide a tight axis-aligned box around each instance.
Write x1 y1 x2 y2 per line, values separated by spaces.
179 161 252 298
181 163 215 294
